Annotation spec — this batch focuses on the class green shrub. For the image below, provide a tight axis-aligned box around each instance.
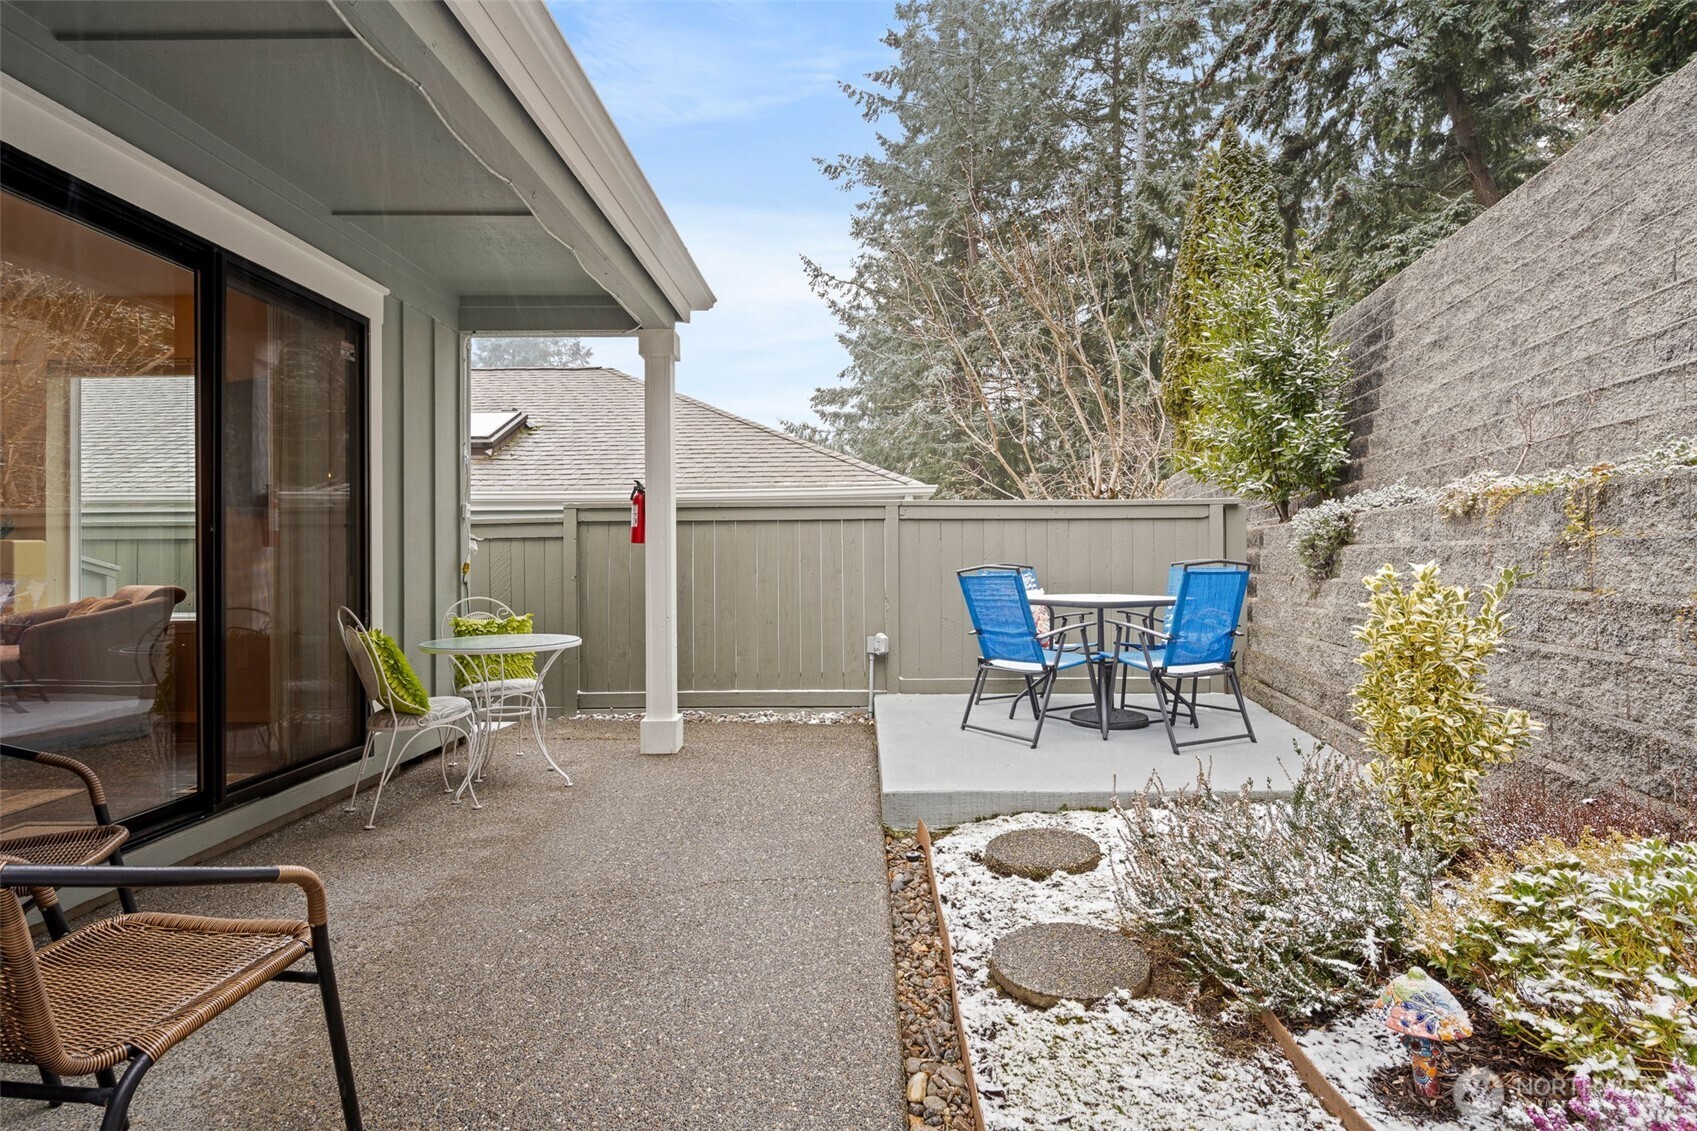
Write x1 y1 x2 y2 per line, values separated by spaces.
1414 836 1697 1079
1114 746 1441 1019
1176 221 1353 521
1352 562 1541 856
1162 126 1285 453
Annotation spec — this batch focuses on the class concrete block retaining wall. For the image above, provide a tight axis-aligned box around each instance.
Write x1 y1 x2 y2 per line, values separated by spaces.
1240 60 1697 799
1332 61 1697 491
1243 467 1697 801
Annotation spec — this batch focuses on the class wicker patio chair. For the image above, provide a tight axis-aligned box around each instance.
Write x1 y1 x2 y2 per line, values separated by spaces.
337 607 475 829
0 858 362 1130
0 745 136 937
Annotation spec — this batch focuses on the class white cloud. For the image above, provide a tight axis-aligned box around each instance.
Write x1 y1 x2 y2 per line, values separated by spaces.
582 204 856 428
550 1 870 129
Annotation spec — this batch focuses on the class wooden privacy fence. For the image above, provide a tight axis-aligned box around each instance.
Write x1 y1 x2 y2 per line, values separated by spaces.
467 498 1245 711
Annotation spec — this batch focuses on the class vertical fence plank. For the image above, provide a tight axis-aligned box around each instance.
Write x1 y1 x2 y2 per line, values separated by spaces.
470 501 1241 703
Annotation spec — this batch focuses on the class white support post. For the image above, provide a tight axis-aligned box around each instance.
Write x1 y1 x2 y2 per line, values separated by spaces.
637 327 683 754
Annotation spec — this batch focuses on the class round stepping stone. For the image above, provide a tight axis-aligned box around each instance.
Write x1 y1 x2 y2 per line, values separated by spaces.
988 922 1151 1009
983 827 1102 879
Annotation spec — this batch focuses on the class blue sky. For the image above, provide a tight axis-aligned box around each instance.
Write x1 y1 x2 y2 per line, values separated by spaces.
546 1 897 428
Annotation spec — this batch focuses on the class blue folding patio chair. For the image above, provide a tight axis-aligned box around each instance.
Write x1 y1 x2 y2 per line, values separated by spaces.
1108 561 1256 756
992 563 1089 717
957 565 1095 748
1117 558 1250 729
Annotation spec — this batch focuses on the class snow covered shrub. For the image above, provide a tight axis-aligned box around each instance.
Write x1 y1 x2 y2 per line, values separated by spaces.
1353 562 1541 857
1526 1063 1697 1130
1413 836 1697 1079
1436 436 1697 536
1289 482 1435 580
1114 746 1441 1018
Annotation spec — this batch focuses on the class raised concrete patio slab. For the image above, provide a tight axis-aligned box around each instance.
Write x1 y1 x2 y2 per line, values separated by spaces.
877 692 1319 828
1 719 900 1131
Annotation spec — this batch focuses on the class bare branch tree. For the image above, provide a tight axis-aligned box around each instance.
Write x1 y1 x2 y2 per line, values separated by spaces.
880 186 1167 499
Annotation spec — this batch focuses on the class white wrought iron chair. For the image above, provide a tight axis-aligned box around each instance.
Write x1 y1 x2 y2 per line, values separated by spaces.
337 607 476 829
440 597 567 785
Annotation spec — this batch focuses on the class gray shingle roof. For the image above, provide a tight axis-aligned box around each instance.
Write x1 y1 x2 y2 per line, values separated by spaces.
79 376 195 498
470 368 931 500
70 368 931 503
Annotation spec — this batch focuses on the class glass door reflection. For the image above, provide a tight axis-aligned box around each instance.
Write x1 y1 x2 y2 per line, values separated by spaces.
0 190 199 824
222 271 363 786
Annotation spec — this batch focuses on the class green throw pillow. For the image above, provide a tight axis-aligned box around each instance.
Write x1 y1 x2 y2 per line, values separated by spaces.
357 629 431 715
450 612 537 690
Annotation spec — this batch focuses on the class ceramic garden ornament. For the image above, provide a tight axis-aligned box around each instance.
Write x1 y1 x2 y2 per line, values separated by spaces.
1373 967 1474 1098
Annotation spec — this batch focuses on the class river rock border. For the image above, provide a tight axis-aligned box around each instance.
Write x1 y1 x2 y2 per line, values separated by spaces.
886 823 987 1131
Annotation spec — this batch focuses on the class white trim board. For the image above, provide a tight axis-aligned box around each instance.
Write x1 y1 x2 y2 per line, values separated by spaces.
1 73 391 617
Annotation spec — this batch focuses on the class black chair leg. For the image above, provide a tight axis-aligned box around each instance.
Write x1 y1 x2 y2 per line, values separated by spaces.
1149 672 1183 756
1009 675 1039 719
109 849 140 914
1094 662 1111 741
311 925 364 1131
960 668 987 731
99 1053 152 1131
37 1068 63 1107
40 900 71 939
1227 668 1257 744
1031 668 1060 748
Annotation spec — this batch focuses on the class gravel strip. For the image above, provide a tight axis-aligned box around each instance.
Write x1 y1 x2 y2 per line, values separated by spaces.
888 832 978 1131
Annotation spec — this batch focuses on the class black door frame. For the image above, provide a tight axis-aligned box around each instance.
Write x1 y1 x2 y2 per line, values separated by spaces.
2 143 371 841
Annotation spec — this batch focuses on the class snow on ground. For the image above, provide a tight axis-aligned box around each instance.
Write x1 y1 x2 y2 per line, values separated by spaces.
1296 1013 1528 1131
930 809 1342 1130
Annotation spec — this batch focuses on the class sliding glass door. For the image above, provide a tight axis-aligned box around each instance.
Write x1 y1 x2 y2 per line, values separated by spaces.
1 148 367 833
0 188 201 820
223 271 364 786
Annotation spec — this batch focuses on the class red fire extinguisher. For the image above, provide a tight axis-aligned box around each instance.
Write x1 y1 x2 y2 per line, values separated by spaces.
629 480 646 545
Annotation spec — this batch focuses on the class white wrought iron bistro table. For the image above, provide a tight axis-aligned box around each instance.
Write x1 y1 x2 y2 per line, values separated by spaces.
1030 593 1176 738
418 632 581 805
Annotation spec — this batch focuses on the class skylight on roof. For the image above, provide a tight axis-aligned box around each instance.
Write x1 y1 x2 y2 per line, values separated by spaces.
470 410 528 455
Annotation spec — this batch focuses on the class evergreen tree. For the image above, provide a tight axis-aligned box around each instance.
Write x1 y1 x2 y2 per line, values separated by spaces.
1179 222 1352 520
1160 127 1284 451
795 0 1221 497
1207 0 1563 301
1540 0 1697 117
796 0 1072 496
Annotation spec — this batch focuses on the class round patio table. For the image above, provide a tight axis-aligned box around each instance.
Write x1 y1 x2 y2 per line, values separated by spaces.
419 632 580 804
1030 593 1174 738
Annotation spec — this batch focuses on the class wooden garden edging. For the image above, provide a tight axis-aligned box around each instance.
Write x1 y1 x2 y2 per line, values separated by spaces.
1260 1010 1380 1131
915 820 988 1131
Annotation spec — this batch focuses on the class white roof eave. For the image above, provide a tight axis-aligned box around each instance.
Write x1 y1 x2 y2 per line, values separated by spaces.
446 0 716 324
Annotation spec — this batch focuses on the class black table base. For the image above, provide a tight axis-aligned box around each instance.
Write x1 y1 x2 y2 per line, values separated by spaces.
1067 706 1152 731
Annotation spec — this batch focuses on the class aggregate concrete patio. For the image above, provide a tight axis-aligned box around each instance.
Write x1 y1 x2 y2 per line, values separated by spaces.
0 719 901 1131
877 691 1320 828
